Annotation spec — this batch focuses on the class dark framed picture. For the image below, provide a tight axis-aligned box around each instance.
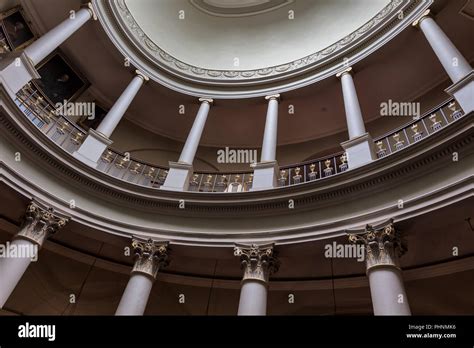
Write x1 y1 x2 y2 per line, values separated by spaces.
0 7 34 50
0 25 10 53
33 51 89 106
79 103 109 130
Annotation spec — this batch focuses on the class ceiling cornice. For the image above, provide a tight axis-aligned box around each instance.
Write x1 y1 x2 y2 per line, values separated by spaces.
189 0 294 18
92 0 432 98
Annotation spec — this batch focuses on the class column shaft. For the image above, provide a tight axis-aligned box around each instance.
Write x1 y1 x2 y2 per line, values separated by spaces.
0 239 37 308
261 97 279 162
96 74 146 138
115 273 154 315
237 280 268 315
368 267 411 315
340 72 366 139
115 239 168 316
25 7 93 66
348 220 411 316
234 243 278 316
178 100 211 164
419 17 472 83
0 202 68 309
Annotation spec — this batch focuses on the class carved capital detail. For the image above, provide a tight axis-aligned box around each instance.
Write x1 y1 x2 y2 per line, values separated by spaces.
265 94 281 102
234 243 279 283
135 70 150 82
348 219 406 272
199 97 214 105
82 2 98 21
412 9 431 28
336 66 353 78
15 201 69 247
131 238 169 279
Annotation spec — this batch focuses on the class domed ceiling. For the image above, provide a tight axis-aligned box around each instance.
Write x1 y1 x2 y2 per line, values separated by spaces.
94 0 432 98
190 0 295 17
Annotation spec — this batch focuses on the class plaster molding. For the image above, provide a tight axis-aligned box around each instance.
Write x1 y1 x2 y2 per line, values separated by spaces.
189 0 294 18
111 0 404 82
92 0 433 98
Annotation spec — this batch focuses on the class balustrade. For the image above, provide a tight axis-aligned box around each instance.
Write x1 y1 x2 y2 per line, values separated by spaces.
374 100 465 159
12 84 467 194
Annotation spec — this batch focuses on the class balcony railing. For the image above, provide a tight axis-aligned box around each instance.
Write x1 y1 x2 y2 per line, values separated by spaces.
188 172 254 193
14 84 466 194
373 99 465 158
15 84 169 189
278 152 349 187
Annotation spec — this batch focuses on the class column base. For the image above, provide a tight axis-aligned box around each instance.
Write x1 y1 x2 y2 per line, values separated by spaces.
0 52 40 99
340 133 376 169
72 129 113 168
250 161 279 191
445 70 474 114
160 162 193 192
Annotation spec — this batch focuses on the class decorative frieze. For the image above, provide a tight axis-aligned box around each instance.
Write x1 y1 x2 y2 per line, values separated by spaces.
131 239 169 279
15 201 69 247
112 0 406 82
234 243 279 283
348 219 406 271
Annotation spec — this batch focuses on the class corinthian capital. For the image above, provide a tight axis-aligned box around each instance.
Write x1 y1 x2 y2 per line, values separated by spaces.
131 238 169 279
15 201 69 247
234 243 279 283
348 219 406 272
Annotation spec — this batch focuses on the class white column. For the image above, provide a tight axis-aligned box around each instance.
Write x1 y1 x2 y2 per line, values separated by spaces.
261 95 280 162
251 95 280 191
413 10 474 114
178 98 213 165
368 266 411 316
96 72 148 138
115 239 169 316
161 98 213 192
337 67 376 169
349 220 411 315
73 70 148 168
234 243 279 316
413 10 471 84
337 67 366 140
1 4 96 97
0 202 68 308
25 3 97 66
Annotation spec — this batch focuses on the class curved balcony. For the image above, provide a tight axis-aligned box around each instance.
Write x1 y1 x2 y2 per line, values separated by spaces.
14 83 467 194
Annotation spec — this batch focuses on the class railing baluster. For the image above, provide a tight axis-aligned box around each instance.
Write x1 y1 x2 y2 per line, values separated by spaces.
420 117 430 136
439 106 449 124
